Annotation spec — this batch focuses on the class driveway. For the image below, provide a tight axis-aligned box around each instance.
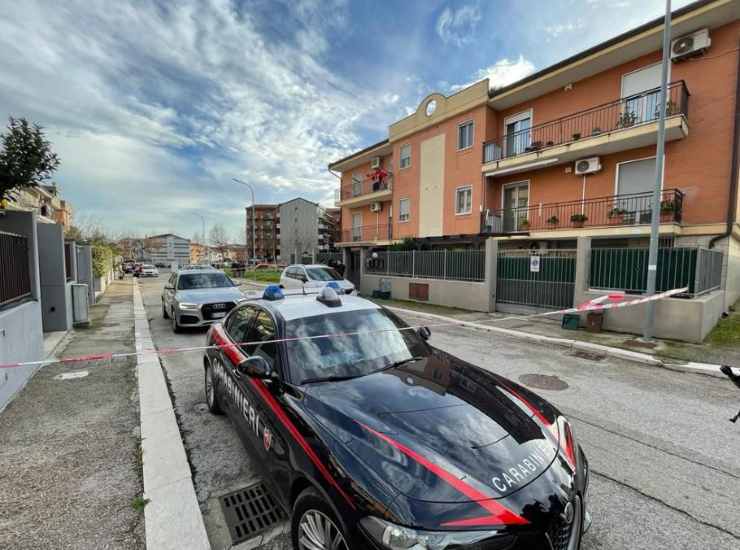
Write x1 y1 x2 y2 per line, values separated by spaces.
139 276 740 549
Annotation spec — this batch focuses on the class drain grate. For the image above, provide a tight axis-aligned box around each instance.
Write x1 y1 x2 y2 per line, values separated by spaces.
220 482 286 544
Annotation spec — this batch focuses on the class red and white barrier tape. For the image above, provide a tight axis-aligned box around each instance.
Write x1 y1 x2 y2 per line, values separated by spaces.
0 286 688 370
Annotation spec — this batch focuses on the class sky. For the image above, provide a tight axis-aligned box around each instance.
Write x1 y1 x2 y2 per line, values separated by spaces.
0 0 692 243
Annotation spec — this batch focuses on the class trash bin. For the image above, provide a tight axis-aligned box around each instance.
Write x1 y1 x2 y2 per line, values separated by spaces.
585 311 604 333
561 313 580 330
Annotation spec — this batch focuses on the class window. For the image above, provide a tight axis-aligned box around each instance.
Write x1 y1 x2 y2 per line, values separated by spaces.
177 272 234 289
243 310 278 368
621 64 662 124
399 144 411 169
226 306 257 344
351 173 362 197
458 121 474 150
504 111 531 156
306 266 341 281
455 186 472 215
616 158 656 196
399 198 410 222
352 213 362 241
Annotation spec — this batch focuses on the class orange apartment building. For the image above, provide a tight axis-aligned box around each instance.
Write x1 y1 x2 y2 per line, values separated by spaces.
330 0 740 268
246 204 280 261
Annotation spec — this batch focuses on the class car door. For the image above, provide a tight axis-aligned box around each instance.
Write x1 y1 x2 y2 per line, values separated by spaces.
240 309 291 497
280 267 295 289
163 273 177 309
295 266 309 290
220 305 258 421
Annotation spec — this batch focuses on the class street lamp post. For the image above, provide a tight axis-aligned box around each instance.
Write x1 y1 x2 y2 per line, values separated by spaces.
232 178 256 264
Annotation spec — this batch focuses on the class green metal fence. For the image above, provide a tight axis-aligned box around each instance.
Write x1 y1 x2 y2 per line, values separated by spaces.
589 247 723 296
365 249 485 282
496 249 577 309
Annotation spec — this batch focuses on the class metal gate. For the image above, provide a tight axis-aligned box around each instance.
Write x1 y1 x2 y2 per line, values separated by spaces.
348 250 361 288
496 249 576 310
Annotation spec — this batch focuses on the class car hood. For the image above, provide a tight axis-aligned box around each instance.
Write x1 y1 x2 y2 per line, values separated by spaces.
302 351 561 503
175 287 244 304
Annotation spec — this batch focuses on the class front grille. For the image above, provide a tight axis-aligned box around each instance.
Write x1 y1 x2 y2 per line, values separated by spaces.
180 315 200 324
220 482 286 544
202 301 236 320
547 518 572 550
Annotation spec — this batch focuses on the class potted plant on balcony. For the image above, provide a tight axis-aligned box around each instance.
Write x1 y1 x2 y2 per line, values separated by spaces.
608 207 627 224
546 140 554 147
519 218 530 231
591 127 602 136
570 213 588 228
546 215 559 227
617 110 638 128
572 132 581 140
660 199 676 222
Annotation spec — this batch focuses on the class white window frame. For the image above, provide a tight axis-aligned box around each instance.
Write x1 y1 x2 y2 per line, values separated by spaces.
399 144 411 170
620 62 667 99
457 120 474 151
351 173 362 197
455 185 473 215
501 180 530 233
398 198 410 222
503 109 533 156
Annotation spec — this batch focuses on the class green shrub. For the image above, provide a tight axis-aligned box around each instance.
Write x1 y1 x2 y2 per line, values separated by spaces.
92 245 113 277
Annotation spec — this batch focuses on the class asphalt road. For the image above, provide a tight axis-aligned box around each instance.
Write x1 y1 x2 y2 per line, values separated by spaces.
138 275 740 550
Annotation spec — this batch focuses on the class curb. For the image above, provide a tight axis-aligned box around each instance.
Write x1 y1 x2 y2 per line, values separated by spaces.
385 305 735 379
133 283 210 550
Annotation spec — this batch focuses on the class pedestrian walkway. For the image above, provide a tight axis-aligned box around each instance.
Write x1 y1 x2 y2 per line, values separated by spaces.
0 280 145 549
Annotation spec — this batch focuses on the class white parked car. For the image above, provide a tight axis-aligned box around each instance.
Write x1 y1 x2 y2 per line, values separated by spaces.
140 264 159 277
280 264 355 294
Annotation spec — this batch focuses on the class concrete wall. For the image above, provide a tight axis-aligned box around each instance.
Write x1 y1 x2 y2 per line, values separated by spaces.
0 300 44 411
361 273 490 312
37 222 72 332
279 198 319 263
0 211 44 412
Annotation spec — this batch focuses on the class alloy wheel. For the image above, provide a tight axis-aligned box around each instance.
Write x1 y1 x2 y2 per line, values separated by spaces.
297 510 348 550
205 368 214 407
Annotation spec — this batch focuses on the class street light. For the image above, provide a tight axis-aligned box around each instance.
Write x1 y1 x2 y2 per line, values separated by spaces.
232 178 256 264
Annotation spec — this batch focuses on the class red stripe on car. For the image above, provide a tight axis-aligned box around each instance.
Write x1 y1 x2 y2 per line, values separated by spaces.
359 423 528 527
211 324 355 510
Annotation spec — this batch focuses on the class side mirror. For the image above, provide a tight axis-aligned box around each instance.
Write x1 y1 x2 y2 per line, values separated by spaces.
417 327 431 341
237 355 273 379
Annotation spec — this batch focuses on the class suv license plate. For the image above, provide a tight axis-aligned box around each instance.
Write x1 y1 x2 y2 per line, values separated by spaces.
212 312 226 318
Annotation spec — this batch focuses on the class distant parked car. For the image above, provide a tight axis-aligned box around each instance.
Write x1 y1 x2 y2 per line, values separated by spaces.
280 264 355 294
140 264 159 277
162 268 246 332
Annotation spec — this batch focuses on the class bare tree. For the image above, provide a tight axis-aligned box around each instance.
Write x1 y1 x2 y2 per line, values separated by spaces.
209 223 229 260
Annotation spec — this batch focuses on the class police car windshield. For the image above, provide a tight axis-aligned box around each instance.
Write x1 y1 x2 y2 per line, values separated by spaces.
177 272 233 290
306 267 341 281
284 308 428 385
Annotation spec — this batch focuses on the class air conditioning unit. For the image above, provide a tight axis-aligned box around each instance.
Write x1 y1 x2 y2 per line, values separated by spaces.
574 157 601 175
671 28 710 61
370 157 381 169
370 202 382 213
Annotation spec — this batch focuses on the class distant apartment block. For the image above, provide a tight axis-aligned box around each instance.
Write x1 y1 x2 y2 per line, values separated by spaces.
145 233 190 267
279 198 340 264
246 204 280 262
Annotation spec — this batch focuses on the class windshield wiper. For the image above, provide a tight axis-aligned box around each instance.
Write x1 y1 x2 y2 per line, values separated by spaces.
377 356 424 373
300 374 362 385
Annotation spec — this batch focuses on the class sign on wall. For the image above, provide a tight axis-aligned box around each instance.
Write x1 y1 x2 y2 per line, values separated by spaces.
530 255 541 273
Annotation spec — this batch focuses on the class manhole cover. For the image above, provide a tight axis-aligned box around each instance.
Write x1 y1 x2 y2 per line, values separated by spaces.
518 373 569 391
220 482 286 544
193 402 209 413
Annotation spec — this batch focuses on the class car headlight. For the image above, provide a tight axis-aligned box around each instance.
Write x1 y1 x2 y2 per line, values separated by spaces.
360 517 505 550
178 302 199 310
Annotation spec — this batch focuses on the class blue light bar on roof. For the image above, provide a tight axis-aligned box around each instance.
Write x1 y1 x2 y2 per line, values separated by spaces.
263 284 284 301
326 281 340 290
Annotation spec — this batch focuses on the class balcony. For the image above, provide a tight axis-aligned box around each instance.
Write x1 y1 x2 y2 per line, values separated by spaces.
339 224 393 244
338 174 393 208
482 81 689 177
481 189 684 234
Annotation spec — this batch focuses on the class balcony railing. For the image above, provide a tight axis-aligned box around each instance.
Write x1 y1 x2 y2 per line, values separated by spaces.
340 174 393 201
483 81 689 163
341 224 393 243
481 188 684 234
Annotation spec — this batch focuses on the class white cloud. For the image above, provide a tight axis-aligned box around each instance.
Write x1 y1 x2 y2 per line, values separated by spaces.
436 4 482 47
451 55 536 92
544 20 586 39
0 0 397 239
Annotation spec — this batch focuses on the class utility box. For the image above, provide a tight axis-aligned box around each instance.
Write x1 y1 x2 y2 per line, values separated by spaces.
71 283 90 326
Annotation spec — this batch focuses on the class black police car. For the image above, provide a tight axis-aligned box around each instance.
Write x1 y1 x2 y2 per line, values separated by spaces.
203 284 590 549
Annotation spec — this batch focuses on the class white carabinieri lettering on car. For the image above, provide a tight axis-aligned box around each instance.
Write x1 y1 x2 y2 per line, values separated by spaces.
212 358 266 442
491 449 549 493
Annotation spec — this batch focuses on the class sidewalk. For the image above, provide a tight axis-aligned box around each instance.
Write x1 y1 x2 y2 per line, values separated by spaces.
0 280 145 549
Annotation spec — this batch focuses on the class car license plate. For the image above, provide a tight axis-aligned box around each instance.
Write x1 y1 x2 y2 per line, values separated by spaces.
211 303 227 310
211 311 226 318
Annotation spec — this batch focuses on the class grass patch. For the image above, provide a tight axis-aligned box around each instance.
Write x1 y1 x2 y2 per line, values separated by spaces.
239 270 281 283
131 495 150 513
706 306 740 346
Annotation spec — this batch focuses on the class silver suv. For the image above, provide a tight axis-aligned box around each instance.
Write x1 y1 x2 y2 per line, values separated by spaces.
162 269 246 332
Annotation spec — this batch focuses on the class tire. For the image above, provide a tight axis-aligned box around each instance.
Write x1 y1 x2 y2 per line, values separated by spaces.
162 301 169 319
171 308 181 333
204 362 223 414
291 487 349 550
